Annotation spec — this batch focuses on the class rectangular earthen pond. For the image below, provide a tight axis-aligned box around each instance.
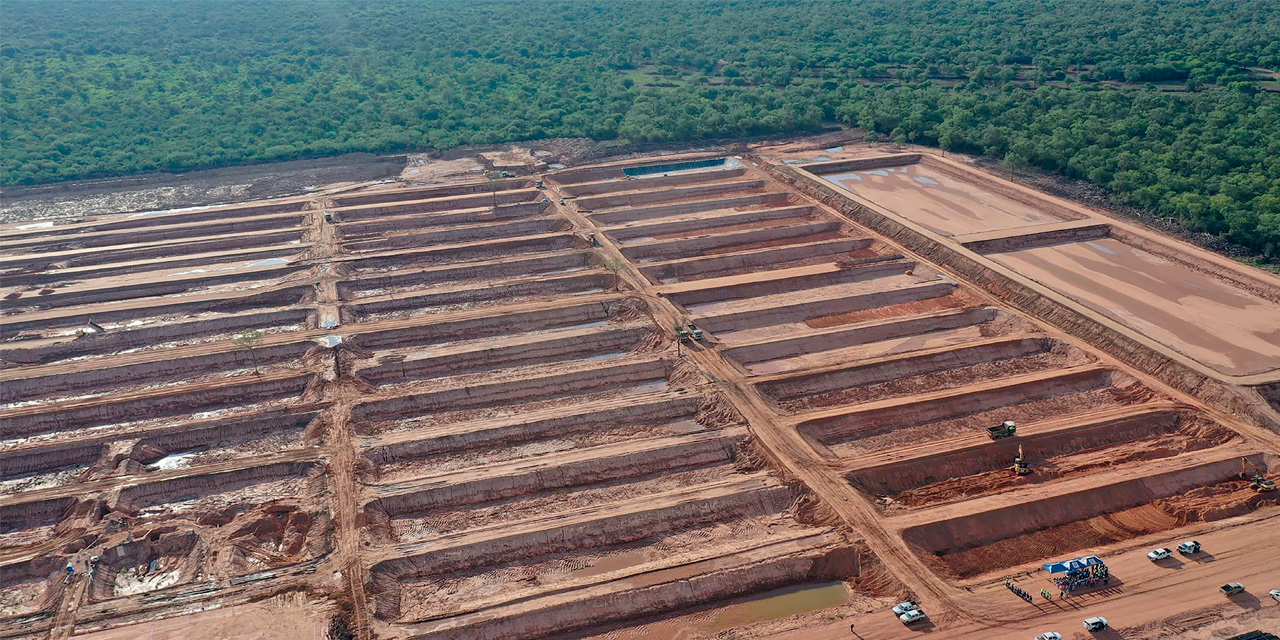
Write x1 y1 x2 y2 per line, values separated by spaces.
819 164 1071 236
988 237 1280 376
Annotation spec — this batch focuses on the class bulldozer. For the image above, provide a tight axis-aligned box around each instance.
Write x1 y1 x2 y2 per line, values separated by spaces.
1240 458 1276 492
1012 444 1031 476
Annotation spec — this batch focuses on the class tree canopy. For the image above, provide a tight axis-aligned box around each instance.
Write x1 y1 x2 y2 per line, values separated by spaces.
3 0 1279 257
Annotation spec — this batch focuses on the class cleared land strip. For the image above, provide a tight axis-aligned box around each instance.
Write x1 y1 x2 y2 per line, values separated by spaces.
0 291 624 375
366 428 748 511
0 211 309 254
837 402 1190 473
0 243 307 287
0 200 307 241
363 388 702 459
7 150 1278 640
0 226 308 270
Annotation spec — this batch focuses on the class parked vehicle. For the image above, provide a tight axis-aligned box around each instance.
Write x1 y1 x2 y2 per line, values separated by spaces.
892 601 919 615
987 420 1017 439
1221 582 1246 595
1270 589 1280 603
899 610 927 624
1035 633 1063 640
1148 548 1172 561
1083 617 1109 631
1177 540 1201 555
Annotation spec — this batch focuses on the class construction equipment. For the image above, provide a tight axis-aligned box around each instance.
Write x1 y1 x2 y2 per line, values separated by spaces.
1012 444 1031 475
988 420 1017 440
676 322 705 345
1241 458 1276 492
74 320 105 339
686 323 704 342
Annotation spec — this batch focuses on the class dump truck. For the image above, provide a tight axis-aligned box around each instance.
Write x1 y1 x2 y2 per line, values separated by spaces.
988 420 1017 439
687 323 704 342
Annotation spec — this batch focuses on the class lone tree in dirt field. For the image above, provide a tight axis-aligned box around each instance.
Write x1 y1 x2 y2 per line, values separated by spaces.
234 329 265 376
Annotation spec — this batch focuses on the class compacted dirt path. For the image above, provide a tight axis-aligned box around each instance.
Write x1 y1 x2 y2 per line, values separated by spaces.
545 180 972 623
308 197 374 640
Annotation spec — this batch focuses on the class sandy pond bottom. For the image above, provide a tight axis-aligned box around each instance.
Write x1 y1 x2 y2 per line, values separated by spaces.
989 237 1280 376
821 164 1066 236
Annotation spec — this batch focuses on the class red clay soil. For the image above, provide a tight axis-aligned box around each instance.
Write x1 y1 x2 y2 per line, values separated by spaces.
701 231 847 256
831 382 1157 457
381 464 747 544
932 480 1280 579
882 420 1238 510
646 216 816 242
677 246 896 285
805 289 986 328
778 342 1091 413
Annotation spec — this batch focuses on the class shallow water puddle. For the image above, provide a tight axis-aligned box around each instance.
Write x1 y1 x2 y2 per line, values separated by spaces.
606 581 849 638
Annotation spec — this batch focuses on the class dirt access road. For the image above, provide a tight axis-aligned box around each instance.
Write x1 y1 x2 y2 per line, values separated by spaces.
772 512 1280 640
544 175 970 621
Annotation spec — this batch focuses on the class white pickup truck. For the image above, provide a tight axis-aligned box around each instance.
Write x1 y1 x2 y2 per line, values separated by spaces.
899 609 927 624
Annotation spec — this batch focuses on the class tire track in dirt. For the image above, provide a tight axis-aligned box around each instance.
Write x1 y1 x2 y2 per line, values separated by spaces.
309 198 373 640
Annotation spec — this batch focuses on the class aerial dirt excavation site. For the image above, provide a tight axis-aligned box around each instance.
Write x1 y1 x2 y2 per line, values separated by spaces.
2 137 1280 640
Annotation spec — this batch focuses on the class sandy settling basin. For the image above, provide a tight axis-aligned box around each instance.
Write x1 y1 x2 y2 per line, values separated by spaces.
821 164 1068 236
989 237 1280 376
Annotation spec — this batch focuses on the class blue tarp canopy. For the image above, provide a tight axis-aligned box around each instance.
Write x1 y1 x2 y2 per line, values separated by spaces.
1042 555 1104 573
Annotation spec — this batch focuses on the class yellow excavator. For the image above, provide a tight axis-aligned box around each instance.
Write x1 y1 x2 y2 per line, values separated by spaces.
1240 458 1276 492
1012 444 1031 476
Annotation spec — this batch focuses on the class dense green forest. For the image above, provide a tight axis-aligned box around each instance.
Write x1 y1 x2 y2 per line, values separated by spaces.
3 0 1280 258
